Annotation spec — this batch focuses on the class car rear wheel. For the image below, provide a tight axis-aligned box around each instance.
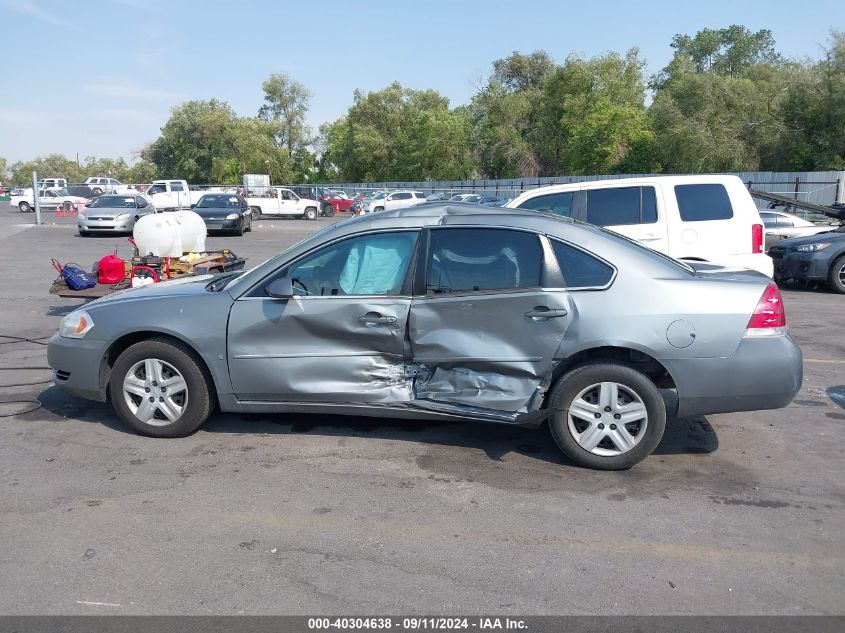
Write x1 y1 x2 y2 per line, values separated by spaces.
250 207 261 220
19 202 32 213
828 255 845 294
304 207 318 221
92 188 103 196
109 338 214 438
547 362 666 470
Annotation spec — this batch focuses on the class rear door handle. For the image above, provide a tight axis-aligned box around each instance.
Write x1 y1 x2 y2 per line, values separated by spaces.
525 307 568 319
359 312 398 325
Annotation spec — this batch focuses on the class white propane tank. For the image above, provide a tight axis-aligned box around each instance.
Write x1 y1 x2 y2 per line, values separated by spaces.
132 211 207 257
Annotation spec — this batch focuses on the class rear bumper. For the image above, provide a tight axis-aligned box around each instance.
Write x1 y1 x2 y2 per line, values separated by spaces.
664 335 802 418
47 335 109 402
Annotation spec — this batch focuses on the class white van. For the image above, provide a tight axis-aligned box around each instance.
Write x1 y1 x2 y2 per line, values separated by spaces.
507 175 772 276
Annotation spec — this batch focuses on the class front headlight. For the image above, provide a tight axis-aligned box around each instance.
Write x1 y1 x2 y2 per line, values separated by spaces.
226 213 240 220
59 310 94 339
114 212 130 220
77 212 86 219
794 243 830 253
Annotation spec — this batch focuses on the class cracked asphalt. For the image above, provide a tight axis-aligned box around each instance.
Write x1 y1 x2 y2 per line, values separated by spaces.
0 208 842 615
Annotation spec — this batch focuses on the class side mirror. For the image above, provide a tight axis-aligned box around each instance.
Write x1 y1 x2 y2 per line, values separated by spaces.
266 277 294 299
190 203 196 208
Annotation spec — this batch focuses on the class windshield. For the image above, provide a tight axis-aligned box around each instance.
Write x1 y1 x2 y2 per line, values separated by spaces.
222 222 342 292
197 195 240 209
89 196 137 209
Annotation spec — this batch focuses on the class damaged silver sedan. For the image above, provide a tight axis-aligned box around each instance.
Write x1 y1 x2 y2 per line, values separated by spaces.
48 203 802 469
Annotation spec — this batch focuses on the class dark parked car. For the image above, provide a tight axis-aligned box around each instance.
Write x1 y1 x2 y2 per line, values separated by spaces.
769 226 845 293
48 203 801 470
66 184 98 199
192 194 252 235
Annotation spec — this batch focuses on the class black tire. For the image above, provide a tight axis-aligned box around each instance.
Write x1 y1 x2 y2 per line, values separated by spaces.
374 206 384 213
236 220 244 236
304 207 318 221
19 202 32 213
78 230 89 237
251 207 261 220
109 337 214 438
92 188 103 196
322 204 336 217
827 255 845 294
547 362 666 470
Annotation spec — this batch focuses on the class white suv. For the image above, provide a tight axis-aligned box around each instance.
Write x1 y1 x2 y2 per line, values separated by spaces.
83 177 125 195
366 190 427 213
508 175 772 276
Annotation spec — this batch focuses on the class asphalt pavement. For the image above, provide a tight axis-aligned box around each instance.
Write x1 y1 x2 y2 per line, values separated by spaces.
0 206 842 615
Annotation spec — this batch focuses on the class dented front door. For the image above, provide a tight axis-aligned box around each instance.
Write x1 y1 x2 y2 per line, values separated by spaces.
227 230 419 403
408 227 573 414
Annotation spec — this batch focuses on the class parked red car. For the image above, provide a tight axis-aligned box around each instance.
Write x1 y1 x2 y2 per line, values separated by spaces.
323 193 356 213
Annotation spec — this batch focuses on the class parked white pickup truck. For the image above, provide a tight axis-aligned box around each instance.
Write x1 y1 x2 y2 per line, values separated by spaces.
245 187 320 220
9 187 89 213
145 180 205 211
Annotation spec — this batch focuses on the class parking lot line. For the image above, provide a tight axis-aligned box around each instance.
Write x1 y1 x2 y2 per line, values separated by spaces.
804 358 845 364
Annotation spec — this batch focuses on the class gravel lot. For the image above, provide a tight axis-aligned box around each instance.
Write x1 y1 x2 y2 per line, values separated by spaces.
0 207 843 615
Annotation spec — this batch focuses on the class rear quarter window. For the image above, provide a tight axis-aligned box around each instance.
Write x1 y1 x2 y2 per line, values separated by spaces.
675 184 733 222
550 239 614 289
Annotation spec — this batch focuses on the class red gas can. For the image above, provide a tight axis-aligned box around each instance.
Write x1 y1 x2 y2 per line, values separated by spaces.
97 253 125 284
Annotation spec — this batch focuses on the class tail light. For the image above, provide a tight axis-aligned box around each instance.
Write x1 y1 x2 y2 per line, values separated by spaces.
745 282 786 337
752 223 763 254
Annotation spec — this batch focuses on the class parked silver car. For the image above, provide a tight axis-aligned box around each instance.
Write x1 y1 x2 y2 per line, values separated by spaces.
760 209 840 249
48 203 802 469
77 194 156 236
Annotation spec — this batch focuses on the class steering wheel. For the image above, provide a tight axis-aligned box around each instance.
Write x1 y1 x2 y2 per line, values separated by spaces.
291 277 309 295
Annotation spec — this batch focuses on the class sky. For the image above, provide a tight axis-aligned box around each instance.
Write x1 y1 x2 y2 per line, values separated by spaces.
0 0 840 164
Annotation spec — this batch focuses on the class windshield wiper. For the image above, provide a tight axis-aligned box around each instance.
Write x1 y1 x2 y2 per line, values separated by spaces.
206 271 242 292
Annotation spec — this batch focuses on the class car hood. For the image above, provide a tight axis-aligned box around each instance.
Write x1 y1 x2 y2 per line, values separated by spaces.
86 274 217 309
776 230 844 247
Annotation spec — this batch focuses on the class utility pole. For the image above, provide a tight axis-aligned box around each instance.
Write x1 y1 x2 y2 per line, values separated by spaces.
32 171 41 225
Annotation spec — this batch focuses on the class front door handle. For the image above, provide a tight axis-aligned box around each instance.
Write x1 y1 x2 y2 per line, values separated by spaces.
359 312 398 325
525 307 568 319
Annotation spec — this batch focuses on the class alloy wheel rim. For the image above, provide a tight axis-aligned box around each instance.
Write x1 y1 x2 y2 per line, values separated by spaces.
567 381 648 456
122 358 188 426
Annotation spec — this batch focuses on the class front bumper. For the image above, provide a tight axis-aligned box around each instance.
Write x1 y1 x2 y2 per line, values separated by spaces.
47 335 110 402
202 218 241 231
769 248 830 282
664 335 802 418
78 217 132 232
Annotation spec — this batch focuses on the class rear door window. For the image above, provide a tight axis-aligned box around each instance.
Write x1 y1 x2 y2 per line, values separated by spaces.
550 239 614 289
426 228 542 294
675 184 733 222
518 191 575 217
586 187 657 226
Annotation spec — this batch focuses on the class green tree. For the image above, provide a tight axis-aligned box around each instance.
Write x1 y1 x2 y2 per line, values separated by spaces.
657 25 781 85
778 32 845 169
535 49 656 175
258 73 313 180
322 82 473 181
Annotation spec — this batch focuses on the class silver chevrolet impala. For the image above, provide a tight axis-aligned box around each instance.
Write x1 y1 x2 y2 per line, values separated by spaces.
48 203 802 469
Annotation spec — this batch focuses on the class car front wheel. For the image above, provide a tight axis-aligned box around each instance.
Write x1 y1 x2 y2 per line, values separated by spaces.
304 207 318 220
827 255 845 294
109 338 214 437
547 362 666 470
